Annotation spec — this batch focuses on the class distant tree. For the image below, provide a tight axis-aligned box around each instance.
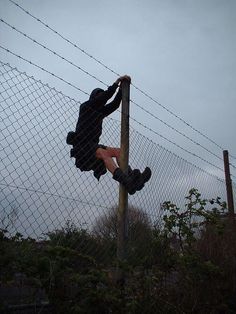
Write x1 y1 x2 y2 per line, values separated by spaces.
93 206 151 239
93 206 153 264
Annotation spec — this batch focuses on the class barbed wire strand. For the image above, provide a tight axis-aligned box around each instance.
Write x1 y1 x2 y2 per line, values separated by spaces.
0 18 108 88
130 99 222 161
229 163 236 171
129 116 226 175
7 0 226 152
0 44 89 96
7 0 120 76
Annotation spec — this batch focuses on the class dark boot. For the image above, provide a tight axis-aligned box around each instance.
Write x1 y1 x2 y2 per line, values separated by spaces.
113 168 138 195
127 166 144 192
141 167 152 183
128 167 152 192
128 166 132 175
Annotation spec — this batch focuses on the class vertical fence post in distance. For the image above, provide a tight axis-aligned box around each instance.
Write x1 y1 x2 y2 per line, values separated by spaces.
117 79 130 263
223 150 235 216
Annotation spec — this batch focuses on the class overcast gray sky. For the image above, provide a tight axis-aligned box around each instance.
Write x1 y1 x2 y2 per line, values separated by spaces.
1 0 236 180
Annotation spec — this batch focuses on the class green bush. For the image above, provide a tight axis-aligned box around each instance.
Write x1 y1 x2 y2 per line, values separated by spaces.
1 189 236 313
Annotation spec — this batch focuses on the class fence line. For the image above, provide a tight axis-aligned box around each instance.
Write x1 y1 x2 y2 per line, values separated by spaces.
1 60 232 239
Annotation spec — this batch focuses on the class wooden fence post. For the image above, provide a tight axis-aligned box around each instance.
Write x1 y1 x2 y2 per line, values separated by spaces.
117 79 130 262
223 150 235 215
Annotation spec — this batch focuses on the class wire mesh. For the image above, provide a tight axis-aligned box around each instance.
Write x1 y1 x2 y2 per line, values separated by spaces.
0 60 230 242
0 60 234 311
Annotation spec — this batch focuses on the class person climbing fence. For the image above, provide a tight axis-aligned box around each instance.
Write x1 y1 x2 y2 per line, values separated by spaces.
66 75 151 195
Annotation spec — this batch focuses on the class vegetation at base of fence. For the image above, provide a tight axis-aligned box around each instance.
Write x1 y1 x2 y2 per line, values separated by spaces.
1 189 236 314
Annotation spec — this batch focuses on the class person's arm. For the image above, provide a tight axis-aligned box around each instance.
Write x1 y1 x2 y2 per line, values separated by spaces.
88 75 131 108
88 83 118 108
102 88 122 116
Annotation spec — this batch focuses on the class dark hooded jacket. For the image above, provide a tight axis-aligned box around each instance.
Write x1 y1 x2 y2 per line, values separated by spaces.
75 83 121 145
67 83 122 179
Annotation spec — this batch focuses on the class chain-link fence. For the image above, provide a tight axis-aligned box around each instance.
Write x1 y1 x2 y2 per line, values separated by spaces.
1 60 230 245
1 60 234 312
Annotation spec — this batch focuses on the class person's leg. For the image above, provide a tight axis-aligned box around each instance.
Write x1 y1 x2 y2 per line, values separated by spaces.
104 148 133 175
95 147 118 174
95 147 152 194
96 146 151 181
95 147 137 194
105 147 121 167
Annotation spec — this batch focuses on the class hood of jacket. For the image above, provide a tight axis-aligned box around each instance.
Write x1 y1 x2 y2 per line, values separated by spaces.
89 88 104 100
